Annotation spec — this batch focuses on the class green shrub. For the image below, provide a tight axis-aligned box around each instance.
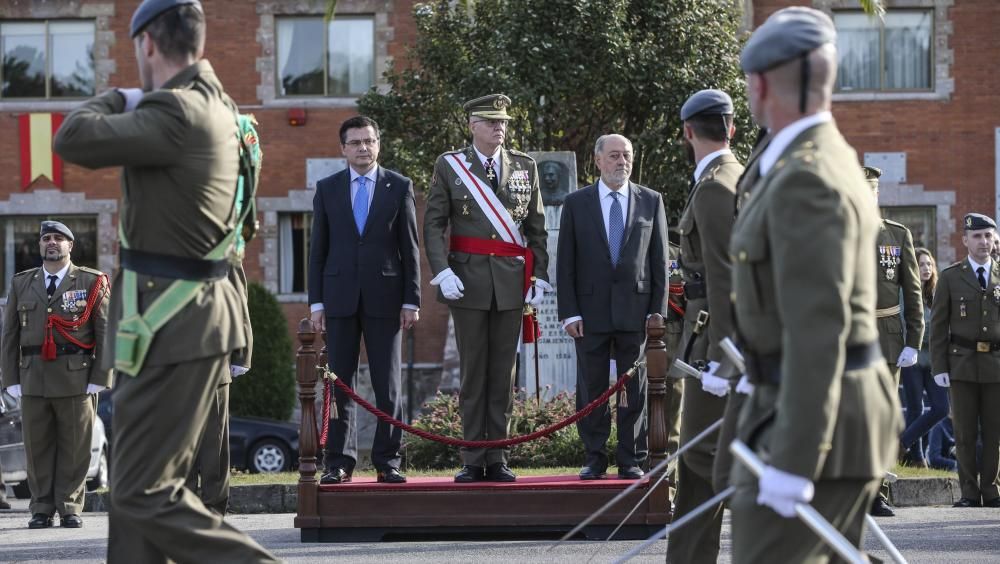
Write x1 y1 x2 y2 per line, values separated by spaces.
404 388 618 469
230 282 296 421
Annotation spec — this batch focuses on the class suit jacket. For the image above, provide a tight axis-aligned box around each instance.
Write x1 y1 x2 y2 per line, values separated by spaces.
1 263 112 396
423 145 548 311
930 259 1000 383
557 182 668 333
730 121 900 481
875 220 924 362
678 153 743 367
54 60 247 369
308 165 420 318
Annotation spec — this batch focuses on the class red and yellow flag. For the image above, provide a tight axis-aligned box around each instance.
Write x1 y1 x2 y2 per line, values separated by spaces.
19 113 64 190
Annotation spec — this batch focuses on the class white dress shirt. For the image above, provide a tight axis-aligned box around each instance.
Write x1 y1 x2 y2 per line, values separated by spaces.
693 148 733 182
968 255 992 286
759 111 833 176
42 262 70 294
474 145 502 180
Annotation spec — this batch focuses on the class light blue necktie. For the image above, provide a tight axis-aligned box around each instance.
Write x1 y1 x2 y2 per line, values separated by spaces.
353 176 369 233
608 192 624 266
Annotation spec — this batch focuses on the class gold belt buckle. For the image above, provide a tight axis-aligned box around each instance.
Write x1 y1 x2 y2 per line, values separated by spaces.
977 341 991 353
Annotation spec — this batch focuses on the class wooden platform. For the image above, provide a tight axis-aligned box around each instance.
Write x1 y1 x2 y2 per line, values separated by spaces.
293 317 675 543
297 475 670 542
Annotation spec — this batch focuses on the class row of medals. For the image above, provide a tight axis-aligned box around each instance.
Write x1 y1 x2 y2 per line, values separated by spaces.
879 245 901 280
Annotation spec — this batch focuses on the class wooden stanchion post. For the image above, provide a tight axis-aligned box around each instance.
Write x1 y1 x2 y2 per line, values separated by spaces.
645 313 668 471
294 318 320 528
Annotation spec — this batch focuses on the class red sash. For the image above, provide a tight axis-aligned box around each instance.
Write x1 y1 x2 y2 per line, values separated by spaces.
42 274 109 361
449 235 540 343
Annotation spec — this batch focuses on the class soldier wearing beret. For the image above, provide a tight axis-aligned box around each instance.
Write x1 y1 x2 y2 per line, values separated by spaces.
667 89 745 564
424 94 549 483
865 165 924 518
930 212 1000 508
727 7 900 561
1 221 110 529
53 0 277 560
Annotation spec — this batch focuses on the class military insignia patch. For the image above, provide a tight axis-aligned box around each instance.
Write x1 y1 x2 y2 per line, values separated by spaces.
506 169 532 225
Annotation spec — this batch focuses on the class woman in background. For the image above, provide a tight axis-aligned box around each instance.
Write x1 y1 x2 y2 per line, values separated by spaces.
899 248 950 467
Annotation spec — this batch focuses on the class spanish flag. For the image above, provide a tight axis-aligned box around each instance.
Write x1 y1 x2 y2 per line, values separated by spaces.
19 113 64 190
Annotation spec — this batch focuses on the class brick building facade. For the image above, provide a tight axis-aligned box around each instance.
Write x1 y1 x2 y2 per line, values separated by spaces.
0 0 992 378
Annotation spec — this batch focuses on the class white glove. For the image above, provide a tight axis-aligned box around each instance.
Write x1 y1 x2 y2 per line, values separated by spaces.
896 346 919 368
86 384 105 394
6 385 21 398
756 465 815 518
117 87 143 112
700 361 729 397
431 268 465 300
933 372 950 388
735 374 755 395
525 279 554 306
231 365 249 378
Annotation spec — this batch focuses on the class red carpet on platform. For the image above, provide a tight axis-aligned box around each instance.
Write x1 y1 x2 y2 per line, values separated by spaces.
319 474 651 492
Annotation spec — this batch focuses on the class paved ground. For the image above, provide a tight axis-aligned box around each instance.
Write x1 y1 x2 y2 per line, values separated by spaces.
1 498 998 563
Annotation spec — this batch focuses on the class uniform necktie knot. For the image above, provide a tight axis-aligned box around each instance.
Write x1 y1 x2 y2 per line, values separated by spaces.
978 266 987 289
46 274 57 297
485 157 499 191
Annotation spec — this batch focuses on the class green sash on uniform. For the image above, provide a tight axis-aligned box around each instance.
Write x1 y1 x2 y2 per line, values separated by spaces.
115 113 262 376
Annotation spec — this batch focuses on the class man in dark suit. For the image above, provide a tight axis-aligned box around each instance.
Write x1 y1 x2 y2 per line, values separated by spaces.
309 115 420 485
557 133 668 480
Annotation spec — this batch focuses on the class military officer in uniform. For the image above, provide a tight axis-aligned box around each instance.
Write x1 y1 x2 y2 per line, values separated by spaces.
424 94 549 483
1 221 111 529
728 8 900 562
865 165 924 517
53 0 277 561
930 213 1000 508
667 89 745 564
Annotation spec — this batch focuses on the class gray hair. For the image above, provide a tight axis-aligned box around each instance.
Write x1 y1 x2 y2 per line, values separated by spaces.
594 134 632 155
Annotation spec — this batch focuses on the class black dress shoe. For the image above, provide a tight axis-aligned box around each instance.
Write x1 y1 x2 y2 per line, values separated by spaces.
485 463 517 482
320 467 352 484
870 495 895 517
454 465 485 483
377 468 407 483
954 497 981 508
28 513 53 529
618 466 644 480
0 499 10 510
579 466 607 480
983 497 1000 508
61 514 83 528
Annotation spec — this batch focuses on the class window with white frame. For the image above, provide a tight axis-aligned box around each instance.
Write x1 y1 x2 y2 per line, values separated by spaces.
834 10 932 92
0 20 95 99
278 212 312 294
276 16 374 97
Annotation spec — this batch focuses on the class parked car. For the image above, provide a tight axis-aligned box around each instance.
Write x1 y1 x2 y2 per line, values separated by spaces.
0 390 110 499
97 390 299 473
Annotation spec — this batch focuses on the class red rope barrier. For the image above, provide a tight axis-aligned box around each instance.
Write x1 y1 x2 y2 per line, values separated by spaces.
318 366 636 449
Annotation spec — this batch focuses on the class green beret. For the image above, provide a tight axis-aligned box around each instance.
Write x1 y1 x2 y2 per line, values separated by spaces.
680 89 734 121
131 0 202 38
741 7 836 73
464 94 512 121
965 213 997 231
40 220 74 241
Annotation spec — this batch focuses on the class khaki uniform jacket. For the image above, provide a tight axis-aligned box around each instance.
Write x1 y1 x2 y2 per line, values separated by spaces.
875 220 924 361
930 259 1000 383
678 153 743 369
730 121 900 480
1 263 112 396
424 145 548 311
54 61 247 369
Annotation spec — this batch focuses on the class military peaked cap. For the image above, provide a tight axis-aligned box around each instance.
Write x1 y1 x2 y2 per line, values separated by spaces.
680 89 734 121
131 0 202 38
965 213 997 231
40 220 74 241
464 94 512 121
741 6 836 73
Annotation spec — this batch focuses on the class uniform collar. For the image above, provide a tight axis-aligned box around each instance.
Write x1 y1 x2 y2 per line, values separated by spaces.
473 144 502 167
42 262 70 280
759 111 832 176
968 255 992 274
693 148 732 181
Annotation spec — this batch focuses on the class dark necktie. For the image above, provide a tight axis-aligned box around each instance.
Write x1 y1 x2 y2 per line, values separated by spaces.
978 266 988 289
46 274 57 297
485 157 499 191
608 193 624 266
